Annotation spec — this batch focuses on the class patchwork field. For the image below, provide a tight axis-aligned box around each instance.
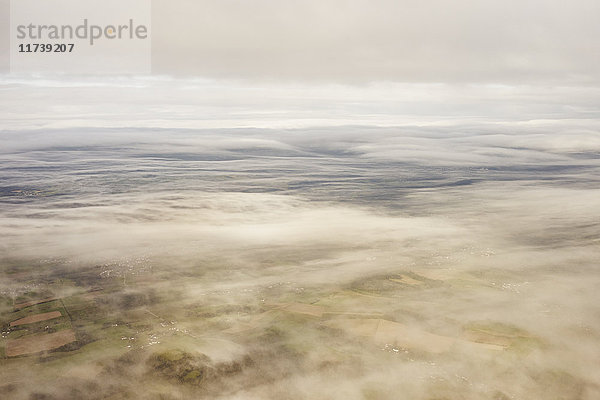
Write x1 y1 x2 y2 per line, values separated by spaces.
10 311 62 327
5 329 76 357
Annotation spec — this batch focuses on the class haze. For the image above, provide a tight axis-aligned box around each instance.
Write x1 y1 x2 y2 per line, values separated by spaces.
1 1 600 399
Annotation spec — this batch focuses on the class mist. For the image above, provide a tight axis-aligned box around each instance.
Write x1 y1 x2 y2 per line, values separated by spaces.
0 75 599 399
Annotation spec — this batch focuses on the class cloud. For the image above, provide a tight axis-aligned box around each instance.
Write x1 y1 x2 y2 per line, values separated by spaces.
1 75 600 400
1 76 599 132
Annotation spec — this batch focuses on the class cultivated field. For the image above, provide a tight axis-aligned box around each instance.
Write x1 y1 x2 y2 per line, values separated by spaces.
5 329 76 357
10 311 62 327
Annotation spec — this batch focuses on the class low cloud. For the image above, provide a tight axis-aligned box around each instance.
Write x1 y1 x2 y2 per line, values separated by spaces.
1 77 599 399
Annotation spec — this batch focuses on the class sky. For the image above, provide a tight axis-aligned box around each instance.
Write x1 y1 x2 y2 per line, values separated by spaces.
2 0 600 84
149 0 600 84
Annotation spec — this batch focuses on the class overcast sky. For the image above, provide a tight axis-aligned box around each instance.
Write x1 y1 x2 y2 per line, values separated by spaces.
1 0 598 83
150 0 600 84
2 1 599 135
